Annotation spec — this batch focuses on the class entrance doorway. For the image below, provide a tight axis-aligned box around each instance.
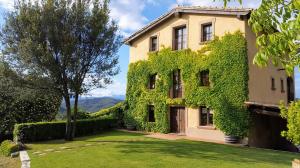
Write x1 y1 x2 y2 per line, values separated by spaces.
170 107 185 134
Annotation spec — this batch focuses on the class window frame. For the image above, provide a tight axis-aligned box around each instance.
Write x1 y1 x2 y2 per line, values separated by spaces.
271 77 276 91
281 78 285 93
172 69 182 98
199 70 210 87
199 18 215 44
173 25 187 51
149 73 157 90
199 106 213 126
201 23 213 42
149 36 158 52
148 105 155 122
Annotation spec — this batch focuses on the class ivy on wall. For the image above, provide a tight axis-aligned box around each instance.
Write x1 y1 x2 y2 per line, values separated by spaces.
125 32 250 137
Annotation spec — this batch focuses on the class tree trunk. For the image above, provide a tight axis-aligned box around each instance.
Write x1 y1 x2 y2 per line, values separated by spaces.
71 93 79 139
64 91 73 141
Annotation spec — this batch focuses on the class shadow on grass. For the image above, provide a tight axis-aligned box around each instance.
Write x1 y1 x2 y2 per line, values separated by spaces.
110 139 298 167
26 130 298 167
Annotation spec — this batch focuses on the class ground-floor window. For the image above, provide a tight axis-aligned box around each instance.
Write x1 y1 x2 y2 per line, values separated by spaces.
148 105 155 122
199 106 213 126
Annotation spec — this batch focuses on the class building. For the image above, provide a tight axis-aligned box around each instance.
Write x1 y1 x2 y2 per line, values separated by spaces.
124 6 296 151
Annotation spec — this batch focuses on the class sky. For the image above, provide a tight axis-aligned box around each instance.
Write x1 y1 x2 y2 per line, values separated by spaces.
0 0 299 98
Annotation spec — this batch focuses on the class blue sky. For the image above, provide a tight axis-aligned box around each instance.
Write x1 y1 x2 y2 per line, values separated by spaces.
0 0 299 98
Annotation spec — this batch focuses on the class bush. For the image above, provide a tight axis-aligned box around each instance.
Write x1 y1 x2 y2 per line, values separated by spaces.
0 140 19 156
90 102 126 127
13 118 117 143
280 101 300 145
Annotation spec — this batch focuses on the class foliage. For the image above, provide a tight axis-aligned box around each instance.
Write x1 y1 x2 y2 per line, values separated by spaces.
90 102 126 127
0 140 19 157
126 32 249 136
13 118 117 143
0 0 121 140
280 100 300 145
0 62 61 141
248 0 300 74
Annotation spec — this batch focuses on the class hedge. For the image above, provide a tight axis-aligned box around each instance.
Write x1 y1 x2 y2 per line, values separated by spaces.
0 140 19 156
13 118 117 143
125 32 250 136
90 102 126 127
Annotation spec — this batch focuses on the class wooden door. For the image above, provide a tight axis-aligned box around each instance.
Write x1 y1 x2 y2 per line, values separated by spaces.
170 107 185 133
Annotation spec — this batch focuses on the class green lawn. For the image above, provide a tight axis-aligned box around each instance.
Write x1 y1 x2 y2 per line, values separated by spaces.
27 131 299 168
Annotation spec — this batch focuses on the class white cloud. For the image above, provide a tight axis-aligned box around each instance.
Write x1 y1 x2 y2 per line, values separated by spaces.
110 0 156 37
0 0 14 10
85 80 126 97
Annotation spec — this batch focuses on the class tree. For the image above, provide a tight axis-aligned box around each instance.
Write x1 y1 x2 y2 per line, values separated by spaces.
0 61 61 141
0 0 121 140
280 101 300 145
220 0 299 74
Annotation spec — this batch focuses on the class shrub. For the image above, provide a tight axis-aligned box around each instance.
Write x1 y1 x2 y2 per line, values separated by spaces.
13 118 117 143
0 140 19 156
90 102 126 127
280 101 300 145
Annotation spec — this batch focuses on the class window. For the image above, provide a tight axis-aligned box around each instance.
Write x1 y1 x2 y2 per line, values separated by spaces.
148 105 155 122
149 74 157 89
281 78 285 93
174 26 187 50
150 36 158 52
200 107 213 126
173 69 182 98
202 23 212 42
271 77 276 90
200 70 210 86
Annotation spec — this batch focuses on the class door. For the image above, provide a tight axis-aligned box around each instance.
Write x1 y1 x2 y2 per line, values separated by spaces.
170 107 185 133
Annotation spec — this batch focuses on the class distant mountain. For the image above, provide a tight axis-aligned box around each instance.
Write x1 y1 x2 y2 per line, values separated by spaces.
60 97 124 113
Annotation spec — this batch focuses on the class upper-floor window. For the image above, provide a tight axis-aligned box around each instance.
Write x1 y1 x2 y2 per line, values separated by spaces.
148 105 155 122
200 70 210 86
271 77 276 90
281 78 285 93
173 69 182 98
199 106 213 126
150 36 158 52
201 23 212 42
173 26 187 50
149 74 157 89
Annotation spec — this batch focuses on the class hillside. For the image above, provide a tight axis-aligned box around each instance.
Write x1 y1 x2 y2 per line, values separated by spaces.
60 97 124 113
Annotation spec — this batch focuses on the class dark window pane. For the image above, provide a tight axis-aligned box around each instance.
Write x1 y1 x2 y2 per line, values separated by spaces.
202 24 212 42
150 36 158 51
173 69 182 98
148 105 155 122
281 79 285 92
208 111 213 125
149 74 156 89
271 77 275 90
200 107 213 126
200 70 210 86
200 107 207 126
174 26 187 50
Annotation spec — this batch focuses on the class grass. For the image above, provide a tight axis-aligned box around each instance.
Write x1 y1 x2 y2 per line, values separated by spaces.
26 130 299 168
0 155 20 168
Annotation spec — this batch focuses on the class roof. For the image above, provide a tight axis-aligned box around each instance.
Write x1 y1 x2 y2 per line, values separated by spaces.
124 6 253 45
